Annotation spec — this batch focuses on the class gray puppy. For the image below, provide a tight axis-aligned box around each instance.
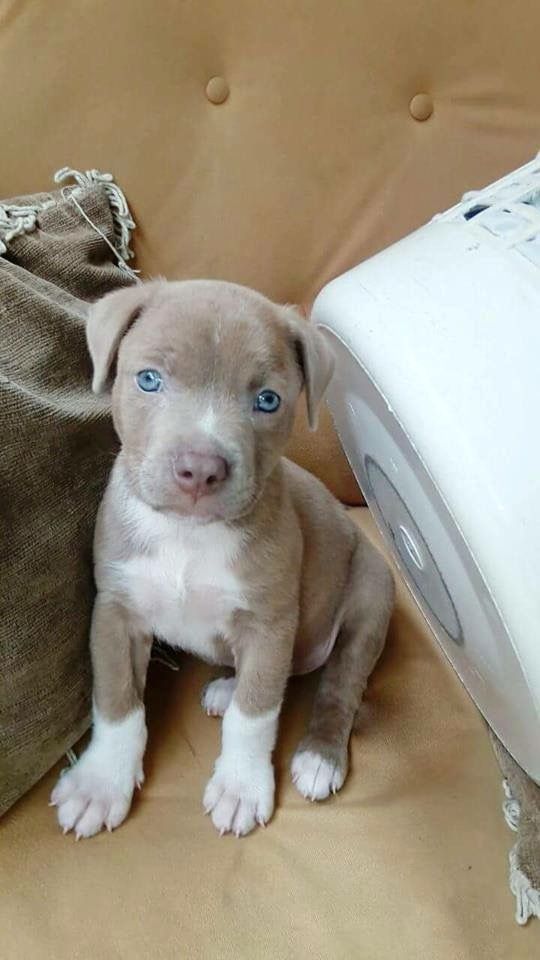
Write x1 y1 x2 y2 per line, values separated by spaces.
51 280 394 839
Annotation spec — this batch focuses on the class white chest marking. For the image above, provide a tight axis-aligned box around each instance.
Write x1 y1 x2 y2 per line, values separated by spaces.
106 497 247 661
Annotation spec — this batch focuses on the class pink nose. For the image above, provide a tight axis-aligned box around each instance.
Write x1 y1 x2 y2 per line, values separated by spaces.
174 451 229 498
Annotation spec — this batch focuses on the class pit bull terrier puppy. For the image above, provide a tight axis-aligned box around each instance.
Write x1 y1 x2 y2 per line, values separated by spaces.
51 280 394 838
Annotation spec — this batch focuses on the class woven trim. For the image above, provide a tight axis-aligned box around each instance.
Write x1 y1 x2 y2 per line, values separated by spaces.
54 167 136 262
0 168 137 271
501 778 540 925
0 198 54 254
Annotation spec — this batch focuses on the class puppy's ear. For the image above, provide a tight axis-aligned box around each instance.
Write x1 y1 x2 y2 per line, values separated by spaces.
285 307 335 430
86 284 154 394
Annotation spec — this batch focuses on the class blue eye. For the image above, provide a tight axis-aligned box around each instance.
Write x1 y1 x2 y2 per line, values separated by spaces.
254 390 281 413
136 369 163 393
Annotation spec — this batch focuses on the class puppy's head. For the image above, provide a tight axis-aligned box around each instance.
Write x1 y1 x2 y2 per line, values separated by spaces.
87 280 334 521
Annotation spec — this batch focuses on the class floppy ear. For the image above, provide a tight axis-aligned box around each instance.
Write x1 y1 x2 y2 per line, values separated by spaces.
86 284 154 394
286 308 335 430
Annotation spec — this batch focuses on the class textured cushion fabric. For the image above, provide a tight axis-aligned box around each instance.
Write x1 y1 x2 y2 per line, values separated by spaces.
1 511 536 959
0 183 134 815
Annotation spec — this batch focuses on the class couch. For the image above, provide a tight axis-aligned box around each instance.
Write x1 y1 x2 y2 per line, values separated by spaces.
1 1 539 956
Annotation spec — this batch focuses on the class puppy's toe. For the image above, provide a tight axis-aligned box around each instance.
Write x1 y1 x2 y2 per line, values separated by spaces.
50 770 76 808
203 761 274 836
291 748 347 801
206 790 261 837
201 676 236 717
51 761 136 839
105 794 133 833
56 791 91 834
73 799 109 839
214 792 256 837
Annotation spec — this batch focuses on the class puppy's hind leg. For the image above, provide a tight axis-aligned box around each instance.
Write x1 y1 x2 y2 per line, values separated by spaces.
291 536 394 801
201 672 237 717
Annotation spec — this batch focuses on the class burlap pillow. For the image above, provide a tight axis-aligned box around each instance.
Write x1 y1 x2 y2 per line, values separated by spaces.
0 172 136 815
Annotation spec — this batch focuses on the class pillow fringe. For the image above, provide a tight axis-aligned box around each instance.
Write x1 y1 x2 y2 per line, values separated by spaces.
54 167 136 263
0 168 137 270
0 197 55 254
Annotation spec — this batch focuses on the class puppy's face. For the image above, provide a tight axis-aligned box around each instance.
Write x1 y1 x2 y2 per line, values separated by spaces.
87 280 333 522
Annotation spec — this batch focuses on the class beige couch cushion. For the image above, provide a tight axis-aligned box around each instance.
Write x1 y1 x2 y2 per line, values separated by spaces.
0 182 133 814
1 512 535 959
3 1 539 503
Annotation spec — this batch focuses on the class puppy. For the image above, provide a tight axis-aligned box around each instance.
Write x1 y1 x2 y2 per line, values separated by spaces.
51 280 394 839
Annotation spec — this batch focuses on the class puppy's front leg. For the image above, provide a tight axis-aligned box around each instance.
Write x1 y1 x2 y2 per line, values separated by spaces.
203 624 293 837
50 596 152 839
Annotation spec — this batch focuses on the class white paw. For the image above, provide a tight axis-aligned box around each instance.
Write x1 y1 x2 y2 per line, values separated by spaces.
203 758 274 836
201 676 237 717
291 749 346 801
50 708 146 839
50 756 141 839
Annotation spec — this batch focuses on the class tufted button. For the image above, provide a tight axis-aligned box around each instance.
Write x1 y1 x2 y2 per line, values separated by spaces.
206 76 229 105
409 93 433 121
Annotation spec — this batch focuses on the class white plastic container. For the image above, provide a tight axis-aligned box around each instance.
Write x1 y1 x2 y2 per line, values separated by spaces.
313 155 540 782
